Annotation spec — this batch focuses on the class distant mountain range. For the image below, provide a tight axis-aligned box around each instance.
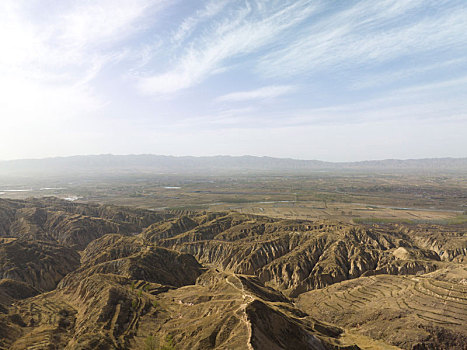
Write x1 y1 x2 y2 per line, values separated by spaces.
0 154 466 176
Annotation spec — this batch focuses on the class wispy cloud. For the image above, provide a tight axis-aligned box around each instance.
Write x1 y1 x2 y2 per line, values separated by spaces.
0 0 167 123
172 0 230 44
171 75 467 131
1 1 466 160
0 0 164 80
351 58 467 90
137 0 318 94
136 0 467 97
215 85 295 102
258 0 467 78
0 0 170 161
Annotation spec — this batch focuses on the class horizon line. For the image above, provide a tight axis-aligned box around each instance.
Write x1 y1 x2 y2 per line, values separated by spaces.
1 153 466 164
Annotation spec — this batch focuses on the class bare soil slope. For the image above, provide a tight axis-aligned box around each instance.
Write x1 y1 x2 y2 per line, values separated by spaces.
0 198 465 349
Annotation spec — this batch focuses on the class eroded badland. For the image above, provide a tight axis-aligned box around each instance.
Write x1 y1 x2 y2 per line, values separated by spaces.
0 168 466 349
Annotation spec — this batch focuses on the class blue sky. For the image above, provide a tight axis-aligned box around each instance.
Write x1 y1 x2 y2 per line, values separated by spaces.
1 0 466 161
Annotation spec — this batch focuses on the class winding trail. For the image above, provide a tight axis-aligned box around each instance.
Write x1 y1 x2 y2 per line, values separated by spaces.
225 274 255 350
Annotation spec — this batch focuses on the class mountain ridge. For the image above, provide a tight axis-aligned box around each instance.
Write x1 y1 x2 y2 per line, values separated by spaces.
0 197 465 349
1 154 466 176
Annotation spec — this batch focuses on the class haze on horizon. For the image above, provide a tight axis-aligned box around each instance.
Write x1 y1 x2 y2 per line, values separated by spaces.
1 0 466 162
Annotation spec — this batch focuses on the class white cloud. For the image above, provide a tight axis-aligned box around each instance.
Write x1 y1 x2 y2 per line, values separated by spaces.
137 0 318 94
1 1 465 161
170 75 467 131
351 58 467 90
0 0 163 78
0 0 173 161
258 0 467 77
172 0 230 44
57 0 157 48
216 85 295 102
0 0 167 125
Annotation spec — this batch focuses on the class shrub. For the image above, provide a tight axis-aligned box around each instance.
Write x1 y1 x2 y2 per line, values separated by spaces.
144 335 157 350
160 334 175 350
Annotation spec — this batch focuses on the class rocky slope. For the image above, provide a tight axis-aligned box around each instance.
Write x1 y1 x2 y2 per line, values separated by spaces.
144 213 446 296
0 197 172 249
131 269 360 350
0 198 465 349
0 234 359 350
0 239 79 291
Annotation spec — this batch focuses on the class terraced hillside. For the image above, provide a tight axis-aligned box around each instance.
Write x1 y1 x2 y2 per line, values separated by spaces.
0 197 465 349
144 213 465 296
0 233 359 350
298 274 467 349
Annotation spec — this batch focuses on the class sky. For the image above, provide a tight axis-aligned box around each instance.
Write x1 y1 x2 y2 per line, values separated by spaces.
0 0 466 161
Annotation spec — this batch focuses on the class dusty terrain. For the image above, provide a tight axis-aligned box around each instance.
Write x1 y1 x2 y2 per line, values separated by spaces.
0 196 465 349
